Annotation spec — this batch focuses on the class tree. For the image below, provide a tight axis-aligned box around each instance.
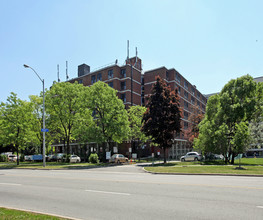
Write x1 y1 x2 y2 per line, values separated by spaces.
194 75 259 164
249 119 263 149
128 105 149 160
45 82 86 154
184 105 204 146
85 81 130 161
142 76 181 163
0 93 37 165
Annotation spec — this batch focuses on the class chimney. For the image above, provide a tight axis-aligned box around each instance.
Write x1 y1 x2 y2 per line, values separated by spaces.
78 64 90 77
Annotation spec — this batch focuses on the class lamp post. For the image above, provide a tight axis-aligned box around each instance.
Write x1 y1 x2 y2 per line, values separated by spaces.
24 64 46 167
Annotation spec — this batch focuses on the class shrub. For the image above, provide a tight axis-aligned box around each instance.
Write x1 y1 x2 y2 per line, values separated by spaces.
63 154 71 163
89 153 99 164
0 154 8 162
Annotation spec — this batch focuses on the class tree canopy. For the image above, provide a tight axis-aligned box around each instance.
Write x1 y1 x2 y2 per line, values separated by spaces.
45 82 86 154
142 76 181 163
0 93 37 164
194 75 260 164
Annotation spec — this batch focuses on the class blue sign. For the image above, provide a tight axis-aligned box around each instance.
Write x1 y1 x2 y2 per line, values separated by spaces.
41 128 49 132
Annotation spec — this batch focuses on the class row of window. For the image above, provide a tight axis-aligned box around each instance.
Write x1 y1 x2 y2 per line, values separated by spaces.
91 68 127 84
175 72 205 101
106 81 127 90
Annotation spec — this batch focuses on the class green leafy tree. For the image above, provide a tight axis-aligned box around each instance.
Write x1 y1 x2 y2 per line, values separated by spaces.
249 119 263 148
128 105 149 160
0 93 37 165
86 81 130 162
142 76 181 163
45 82 85 154
194 75 259 164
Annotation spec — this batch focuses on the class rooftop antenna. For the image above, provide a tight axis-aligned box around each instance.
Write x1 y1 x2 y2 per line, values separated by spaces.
66 61 69 80
57 64 60 82
127 40 129 63
135 47 138 65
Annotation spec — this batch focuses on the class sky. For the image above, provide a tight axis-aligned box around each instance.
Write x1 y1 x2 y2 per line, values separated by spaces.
0 0 262 103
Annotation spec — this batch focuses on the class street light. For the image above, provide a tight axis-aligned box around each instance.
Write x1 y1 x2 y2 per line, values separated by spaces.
24 64 46 167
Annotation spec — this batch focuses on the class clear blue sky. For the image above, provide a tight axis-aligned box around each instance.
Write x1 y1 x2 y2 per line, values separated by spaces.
0 0 262 102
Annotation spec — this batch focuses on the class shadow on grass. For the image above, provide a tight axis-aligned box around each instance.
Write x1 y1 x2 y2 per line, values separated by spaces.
0 162 129 170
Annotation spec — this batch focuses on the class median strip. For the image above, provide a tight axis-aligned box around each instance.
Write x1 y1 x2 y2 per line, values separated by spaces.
85 189 131 196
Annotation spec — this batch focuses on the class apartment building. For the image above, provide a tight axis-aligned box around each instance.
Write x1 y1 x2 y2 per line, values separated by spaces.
69 58 142 108
66 57 207 159
143 66 207 159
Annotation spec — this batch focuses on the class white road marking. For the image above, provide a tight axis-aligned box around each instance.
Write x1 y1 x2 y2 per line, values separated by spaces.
85 189 131 196
0 183 21 186
257 206 263 209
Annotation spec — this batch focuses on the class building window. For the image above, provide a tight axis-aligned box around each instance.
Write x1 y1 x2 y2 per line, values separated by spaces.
166 71 169 81
197 100 200 107
97 73 102 81
184 91 188 99
184 121 188 130
184 101 188 110
184 111 188 120
191 96 195 104
192 87 195 95
121 69 126 78
78 79 83 84
141 77 144 85
197 92 200 99
176 73 181 83
108 69 113 79
141 97 145 105
91 75 96 84
121 93 126 103
108 81 113 88
177 87 181 94
121 81 126 90
184 81 188 90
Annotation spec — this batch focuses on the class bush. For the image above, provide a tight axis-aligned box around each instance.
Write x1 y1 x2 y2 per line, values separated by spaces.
63 154 71 163
0 154 8 162
89 153 99 164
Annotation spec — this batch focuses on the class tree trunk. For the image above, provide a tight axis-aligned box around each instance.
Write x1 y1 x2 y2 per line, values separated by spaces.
230 153 235 164
16 150 19 166
163 147 167 164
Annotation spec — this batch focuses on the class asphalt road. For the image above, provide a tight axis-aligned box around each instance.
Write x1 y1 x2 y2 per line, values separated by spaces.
0 165 263 220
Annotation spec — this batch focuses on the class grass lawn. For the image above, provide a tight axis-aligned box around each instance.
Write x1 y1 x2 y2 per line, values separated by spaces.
0 162 105 169
144 158 263 175
145 165 263 175
0 207 67 219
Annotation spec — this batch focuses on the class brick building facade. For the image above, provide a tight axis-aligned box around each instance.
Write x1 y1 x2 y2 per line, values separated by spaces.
59 57 207 160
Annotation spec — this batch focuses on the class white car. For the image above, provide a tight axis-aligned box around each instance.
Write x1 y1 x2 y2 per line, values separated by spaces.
181 152 201 162
69 155 81 163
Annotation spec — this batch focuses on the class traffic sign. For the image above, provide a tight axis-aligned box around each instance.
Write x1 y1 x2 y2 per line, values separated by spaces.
41 128 49 132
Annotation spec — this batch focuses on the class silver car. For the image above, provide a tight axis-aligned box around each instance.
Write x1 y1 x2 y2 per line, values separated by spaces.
181 152 201 162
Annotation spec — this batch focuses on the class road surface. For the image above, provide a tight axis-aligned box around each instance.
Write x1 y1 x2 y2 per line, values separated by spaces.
0 164 263 220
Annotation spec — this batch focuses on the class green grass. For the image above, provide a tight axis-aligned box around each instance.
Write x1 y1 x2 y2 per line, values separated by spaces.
145 165 263 175
0 162 105 169
0 207 67 219
144 158 263 175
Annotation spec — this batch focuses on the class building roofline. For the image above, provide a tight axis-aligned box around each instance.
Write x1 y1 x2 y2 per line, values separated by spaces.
144 66 167 74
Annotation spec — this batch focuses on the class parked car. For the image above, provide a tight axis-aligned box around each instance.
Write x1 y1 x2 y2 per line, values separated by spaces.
8 154 17 162
56 153 66 161
47 154 56 162
181 152 201 162
109 154 129 164
69 155 81 163
24 155 33 161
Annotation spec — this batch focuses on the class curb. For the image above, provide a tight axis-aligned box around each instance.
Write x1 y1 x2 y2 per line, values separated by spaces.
142 167 263 177
0 206 81 220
